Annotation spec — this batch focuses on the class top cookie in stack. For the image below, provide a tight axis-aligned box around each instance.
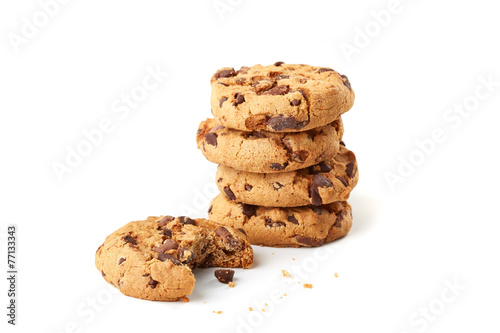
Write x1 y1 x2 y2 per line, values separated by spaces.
197 62 358 248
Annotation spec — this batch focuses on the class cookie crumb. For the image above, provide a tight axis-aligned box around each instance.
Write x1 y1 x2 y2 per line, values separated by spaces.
284 293 287 296
213 311 223 314
265 302 268 306
262 309 266 312
181 296 190 302
272 253 275 255
249 307 253 311
303 283 313 289
292 258 295 260
281 269 291 277
334 272 339 278
228 282 235 288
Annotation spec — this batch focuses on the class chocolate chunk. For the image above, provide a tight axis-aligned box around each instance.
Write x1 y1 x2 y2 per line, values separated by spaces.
290 99 301 106
339 141 346 147
311 206 327 215
295 236 324 247
310 174 334 206
158 216 174 227
237 66 250 74
223 186 236 201
219 97 228 107
264 217 286 228
244 184 253 191
214 269 235 284
178 216 196 225
334 212 345 228
275 74 290 81
214 68 236 79
340 74 352 90
318 67 334 74
216 226 243 250
336 176 348 187
208 205 213 213
232 93 245 106
158 252 182 265
273 182 284 191
148 276 159 289
123 235 137 245
163 228 172 237
267 115 307 131
241 204 257 218
287 214 299 225
346 162 356 178
101 270 106 277
263 85 290 96
309 162 332 174
292 150 309 163
178 247 195 264
155 239 178 253
217 178 223 182
270 162 289 170
204 132 218 147
235 77 246 84
237 228 247 236
274 61 284 66
118 258 126 265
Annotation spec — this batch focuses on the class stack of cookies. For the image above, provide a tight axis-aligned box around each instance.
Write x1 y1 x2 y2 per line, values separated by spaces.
197 62 358 247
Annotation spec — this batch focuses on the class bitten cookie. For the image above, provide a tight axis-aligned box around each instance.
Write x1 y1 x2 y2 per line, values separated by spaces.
208 194 352 247
210 62 354 132
95 216 253 301
196 118 344 173
216 144 358 207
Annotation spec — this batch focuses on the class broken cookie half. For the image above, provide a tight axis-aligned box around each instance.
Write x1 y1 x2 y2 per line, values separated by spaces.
95 216 253 301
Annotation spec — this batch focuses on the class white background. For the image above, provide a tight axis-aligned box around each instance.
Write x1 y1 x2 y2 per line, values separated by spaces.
1 0 499 332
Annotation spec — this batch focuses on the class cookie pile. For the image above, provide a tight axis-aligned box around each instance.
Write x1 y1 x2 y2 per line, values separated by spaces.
197 62 358 247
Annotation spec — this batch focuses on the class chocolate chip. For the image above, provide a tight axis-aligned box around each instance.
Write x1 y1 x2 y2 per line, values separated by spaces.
219 97 228 107
212 125 226 133
214 269 235 284
235 77 246 84
334 212 345 228
155 239 178 253
275 74 290 81
253 79 274 93
267 115 308 131
142 273 150 277
118 258 126 265
290 99 301 106
178 247 195 264
237 228 247 236
148 276 159 289
232 93 245 106
264 217 286 228
214 68 236 79
292 150 309 163
339 141 346 147
101 270 106 277
346 162 356 178
295 236 324 247
123 235 137 245
158 252 182 265
216 227 243 251
340 74 352 90
273 182 284 191
223 186 236 201
274 61 284 66
204 132 218 147
158 216 174 227
244 184 253 191
217 82 229 86
287 215 299 225
208 205 213 214
336 176 348 187
309 162 332 174
178 216 196 225
270 162 289 170
311 206 328 215
318 67 334 74
237 66 250 74
298 78 308 84
241 204 257 218
163 228 172 237
310 174 334 206
217 178 223 182
263 85 290 95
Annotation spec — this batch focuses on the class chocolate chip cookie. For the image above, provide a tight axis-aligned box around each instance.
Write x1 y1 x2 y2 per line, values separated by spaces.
216 144 358 207
95 216 253 301
197 118 344 173
208 194 352 247
210 62 354 132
